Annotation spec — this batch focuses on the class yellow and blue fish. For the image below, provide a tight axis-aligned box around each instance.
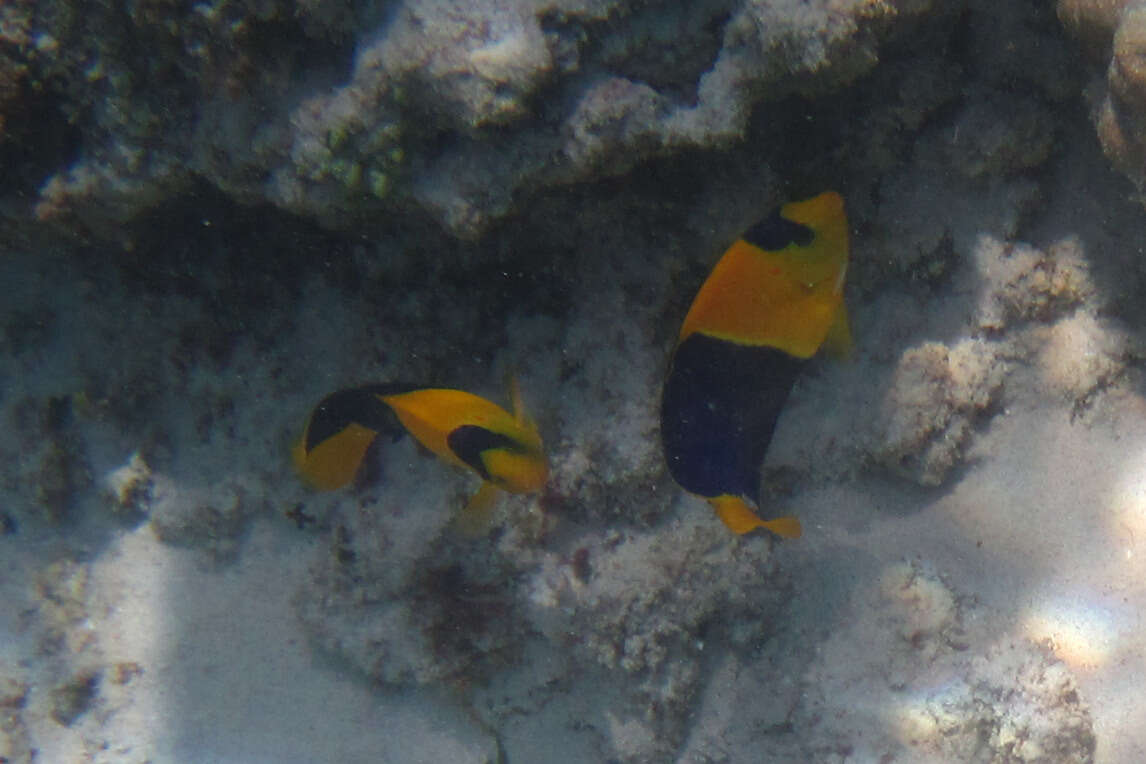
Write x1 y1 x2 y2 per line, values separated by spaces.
293 380 547 533
660 191 851 538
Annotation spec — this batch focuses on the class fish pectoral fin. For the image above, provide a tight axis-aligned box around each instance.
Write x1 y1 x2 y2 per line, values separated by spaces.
709 495 802 539
452 481 502 537
821 305 853 360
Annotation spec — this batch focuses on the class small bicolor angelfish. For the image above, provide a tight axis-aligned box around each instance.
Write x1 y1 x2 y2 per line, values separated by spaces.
293 381 547 533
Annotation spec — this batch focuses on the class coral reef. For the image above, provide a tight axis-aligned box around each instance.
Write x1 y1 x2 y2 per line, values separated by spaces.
49 670 99 726
2 0 1144 761
294 453 522 686
0 669 31 764
798 561 1096 762
675 560 1099 762
515 522 787 760
5 0 941 238
1061 0 1146 199
875 339 1005 486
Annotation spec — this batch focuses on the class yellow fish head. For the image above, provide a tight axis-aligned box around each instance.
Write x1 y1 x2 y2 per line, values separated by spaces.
677 190 850 358
770 190 849 294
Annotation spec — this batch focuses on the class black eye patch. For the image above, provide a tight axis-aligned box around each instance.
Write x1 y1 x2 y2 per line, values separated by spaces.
741 210 815 251
447 425 522 480
303 383 418 451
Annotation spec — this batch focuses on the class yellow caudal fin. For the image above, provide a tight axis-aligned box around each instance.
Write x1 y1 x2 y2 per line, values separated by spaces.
760 515 803 539
453 481 502 537
709 495 802 539
821 304 853 360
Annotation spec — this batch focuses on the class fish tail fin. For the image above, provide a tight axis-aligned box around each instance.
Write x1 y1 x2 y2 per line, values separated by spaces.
709 495 802 539
760 515 803 539
453 481 502 537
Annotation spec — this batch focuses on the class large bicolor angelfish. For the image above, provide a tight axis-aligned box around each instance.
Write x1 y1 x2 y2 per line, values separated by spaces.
660 191 851 538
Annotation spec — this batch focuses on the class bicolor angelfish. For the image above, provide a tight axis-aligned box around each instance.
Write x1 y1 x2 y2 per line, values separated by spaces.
293 381 547 533
660 191 851 538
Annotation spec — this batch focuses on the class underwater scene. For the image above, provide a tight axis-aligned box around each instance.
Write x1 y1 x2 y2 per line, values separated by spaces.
3 0 1146 761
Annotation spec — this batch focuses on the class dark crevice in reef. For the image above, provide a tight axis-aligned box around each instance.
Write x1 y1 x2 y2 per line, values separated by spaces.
86 181 355 356
0 78 82 205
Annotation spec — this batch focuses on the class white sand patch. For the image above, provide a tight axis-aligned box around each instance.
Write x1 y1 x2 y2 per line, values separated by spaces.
70 520 496 763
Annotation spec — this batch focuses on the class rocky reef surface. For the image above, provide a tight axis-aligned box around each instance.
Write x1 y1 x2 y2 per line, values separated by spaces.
3 0 944 239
